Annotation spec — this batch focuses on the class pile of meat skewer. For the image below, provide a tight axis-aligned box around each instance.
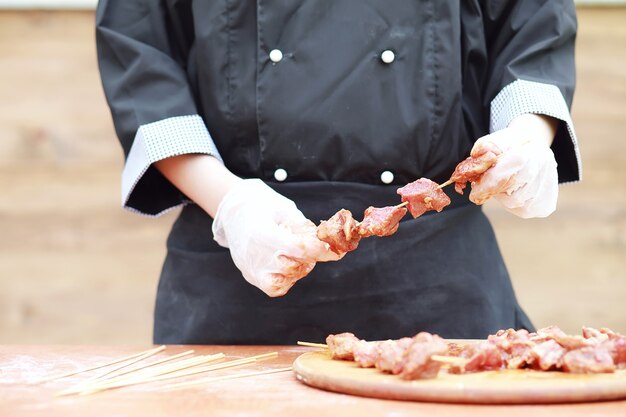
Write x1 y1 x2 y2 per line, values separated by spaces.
322 325 626 381
461 325 626 374
316 145 502 254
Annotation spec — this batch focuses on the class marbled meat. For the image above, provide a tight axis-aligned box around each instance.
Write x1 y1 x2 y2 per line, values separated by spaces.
396 178 451 218
358 205 407 237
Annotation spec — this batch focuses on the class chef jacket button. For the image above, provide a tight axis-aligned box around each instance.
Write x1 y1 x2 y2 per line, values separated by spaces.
269 49 283 63
274 168 288 182
380 170 394 184
381 49 395 64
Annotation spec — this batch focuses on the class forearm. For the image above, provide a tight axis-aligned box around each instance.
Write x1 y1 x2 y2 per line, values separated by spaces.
507 113 559 147
155 154 242 217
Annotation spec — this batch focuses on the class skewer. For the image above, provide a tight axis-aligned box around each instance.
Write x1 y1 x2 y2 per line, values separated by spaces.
57 354 223 396
74 354 271 396
431 355 469 365
83 345 167 382
86 349 195 383
394 201 408 209
297 341 328 349
62 352 278 396
126 354 224 379
437 179 454 189
144 352 278 380
163 367 293 391
152 352 278 380
56 353 226 396
33 345 166 384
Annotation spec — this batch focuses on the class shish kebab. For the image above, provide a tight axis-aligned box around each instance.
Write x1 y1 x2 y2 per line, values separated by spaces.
320 325 626 381
317 144 502 254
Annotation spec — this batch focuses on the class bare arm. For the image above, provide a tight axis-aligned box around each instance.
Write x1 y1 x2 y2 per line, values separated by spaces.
154 154 242 218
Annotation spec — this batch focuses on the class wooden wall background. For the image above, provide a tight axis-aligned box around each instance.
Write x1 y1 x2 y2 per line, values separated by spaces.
0 8 624 343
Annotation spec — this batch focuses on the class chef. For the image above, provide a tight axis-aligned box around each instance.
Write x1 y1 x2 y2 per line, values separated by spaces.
95 1 581 344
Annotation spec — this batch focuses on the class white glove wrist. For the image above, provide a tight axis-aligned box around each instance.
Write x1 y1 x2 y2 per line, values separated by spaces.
469 122 559 219
212 179 338 297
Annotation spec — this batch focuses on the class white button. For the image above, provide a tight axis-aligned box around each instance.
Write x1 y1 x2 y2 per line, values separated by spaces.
380 170 394 184
269 49 283 63
381 49 395 64
274 168 288 182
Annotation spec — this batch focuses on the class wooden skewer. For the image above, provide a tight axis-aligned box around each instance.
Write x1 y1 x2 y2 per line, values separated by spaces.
150 352 278 380
103 353 215 381
163 367 293 391
83 345 167 383
86 349 195 383
437 179 454 189
431 355 470 365
56 353 225 396
135 352 278 382
64 352 278 396
75 354 271 396
157 357 257 379
113 354 223 378
394 201 409 209
33 345 166 384
297 341 328 349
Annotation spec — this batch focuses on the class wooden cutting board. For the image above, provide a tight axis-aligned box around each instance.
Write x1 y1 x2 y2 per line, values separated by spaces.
292 350 626 404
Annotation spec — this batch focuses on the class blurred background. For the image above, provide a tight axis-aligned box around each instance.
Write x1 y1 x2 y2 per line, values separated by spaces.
0 1 624 344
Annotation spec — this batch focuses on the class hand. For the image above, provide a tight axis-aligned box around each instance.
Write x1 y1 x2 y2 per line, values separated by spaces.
468 115 559 218
212 179 341 297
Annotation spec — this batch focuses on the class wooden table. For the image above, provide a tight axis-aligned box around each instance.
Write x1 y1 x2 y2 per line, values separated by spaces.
1 345 625 417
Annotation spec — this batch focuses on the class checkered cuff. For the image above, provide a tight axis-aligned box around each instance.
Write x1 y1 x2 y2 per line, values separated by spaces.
122 115 222 214
490 79 582 183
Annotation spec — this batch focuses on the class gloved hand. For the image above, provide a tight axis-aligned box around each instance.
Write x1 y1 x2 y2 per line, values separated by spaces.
212 178 341 297
468 122 558 219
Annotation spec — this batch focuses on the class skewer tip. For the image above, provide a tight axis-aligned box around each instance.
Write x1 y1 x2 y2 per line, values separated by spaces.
430 355 469 365
437 179 454 189
297 341 329 349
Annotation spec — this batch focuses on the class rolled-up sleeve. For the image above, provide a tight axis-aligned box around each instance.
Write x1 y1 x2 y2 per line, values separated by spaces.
482 0 581 184
96 0 222 216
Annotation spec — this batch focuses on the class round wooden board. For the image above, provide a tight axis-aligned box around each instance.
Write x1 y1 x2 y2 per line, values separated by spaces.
292 350 626 404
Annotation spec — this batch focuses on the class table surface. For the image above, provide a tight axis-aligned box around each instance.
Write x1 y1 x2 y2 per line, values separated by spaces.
1 345 625 417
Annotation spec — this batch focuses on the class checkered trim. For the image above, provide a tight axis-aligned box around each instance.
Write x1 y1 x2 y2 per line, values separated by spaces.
490 79 582 182
121 115 222 214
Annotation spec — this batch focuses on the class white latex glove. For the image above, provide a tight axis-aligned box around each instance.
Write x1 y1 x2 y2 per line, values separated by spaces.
212 179 341 297
469 125 558 219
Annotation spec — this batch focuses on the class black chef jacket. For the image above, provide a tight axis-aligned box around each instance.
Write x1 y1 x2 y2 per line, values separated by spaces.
96 0 581 344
